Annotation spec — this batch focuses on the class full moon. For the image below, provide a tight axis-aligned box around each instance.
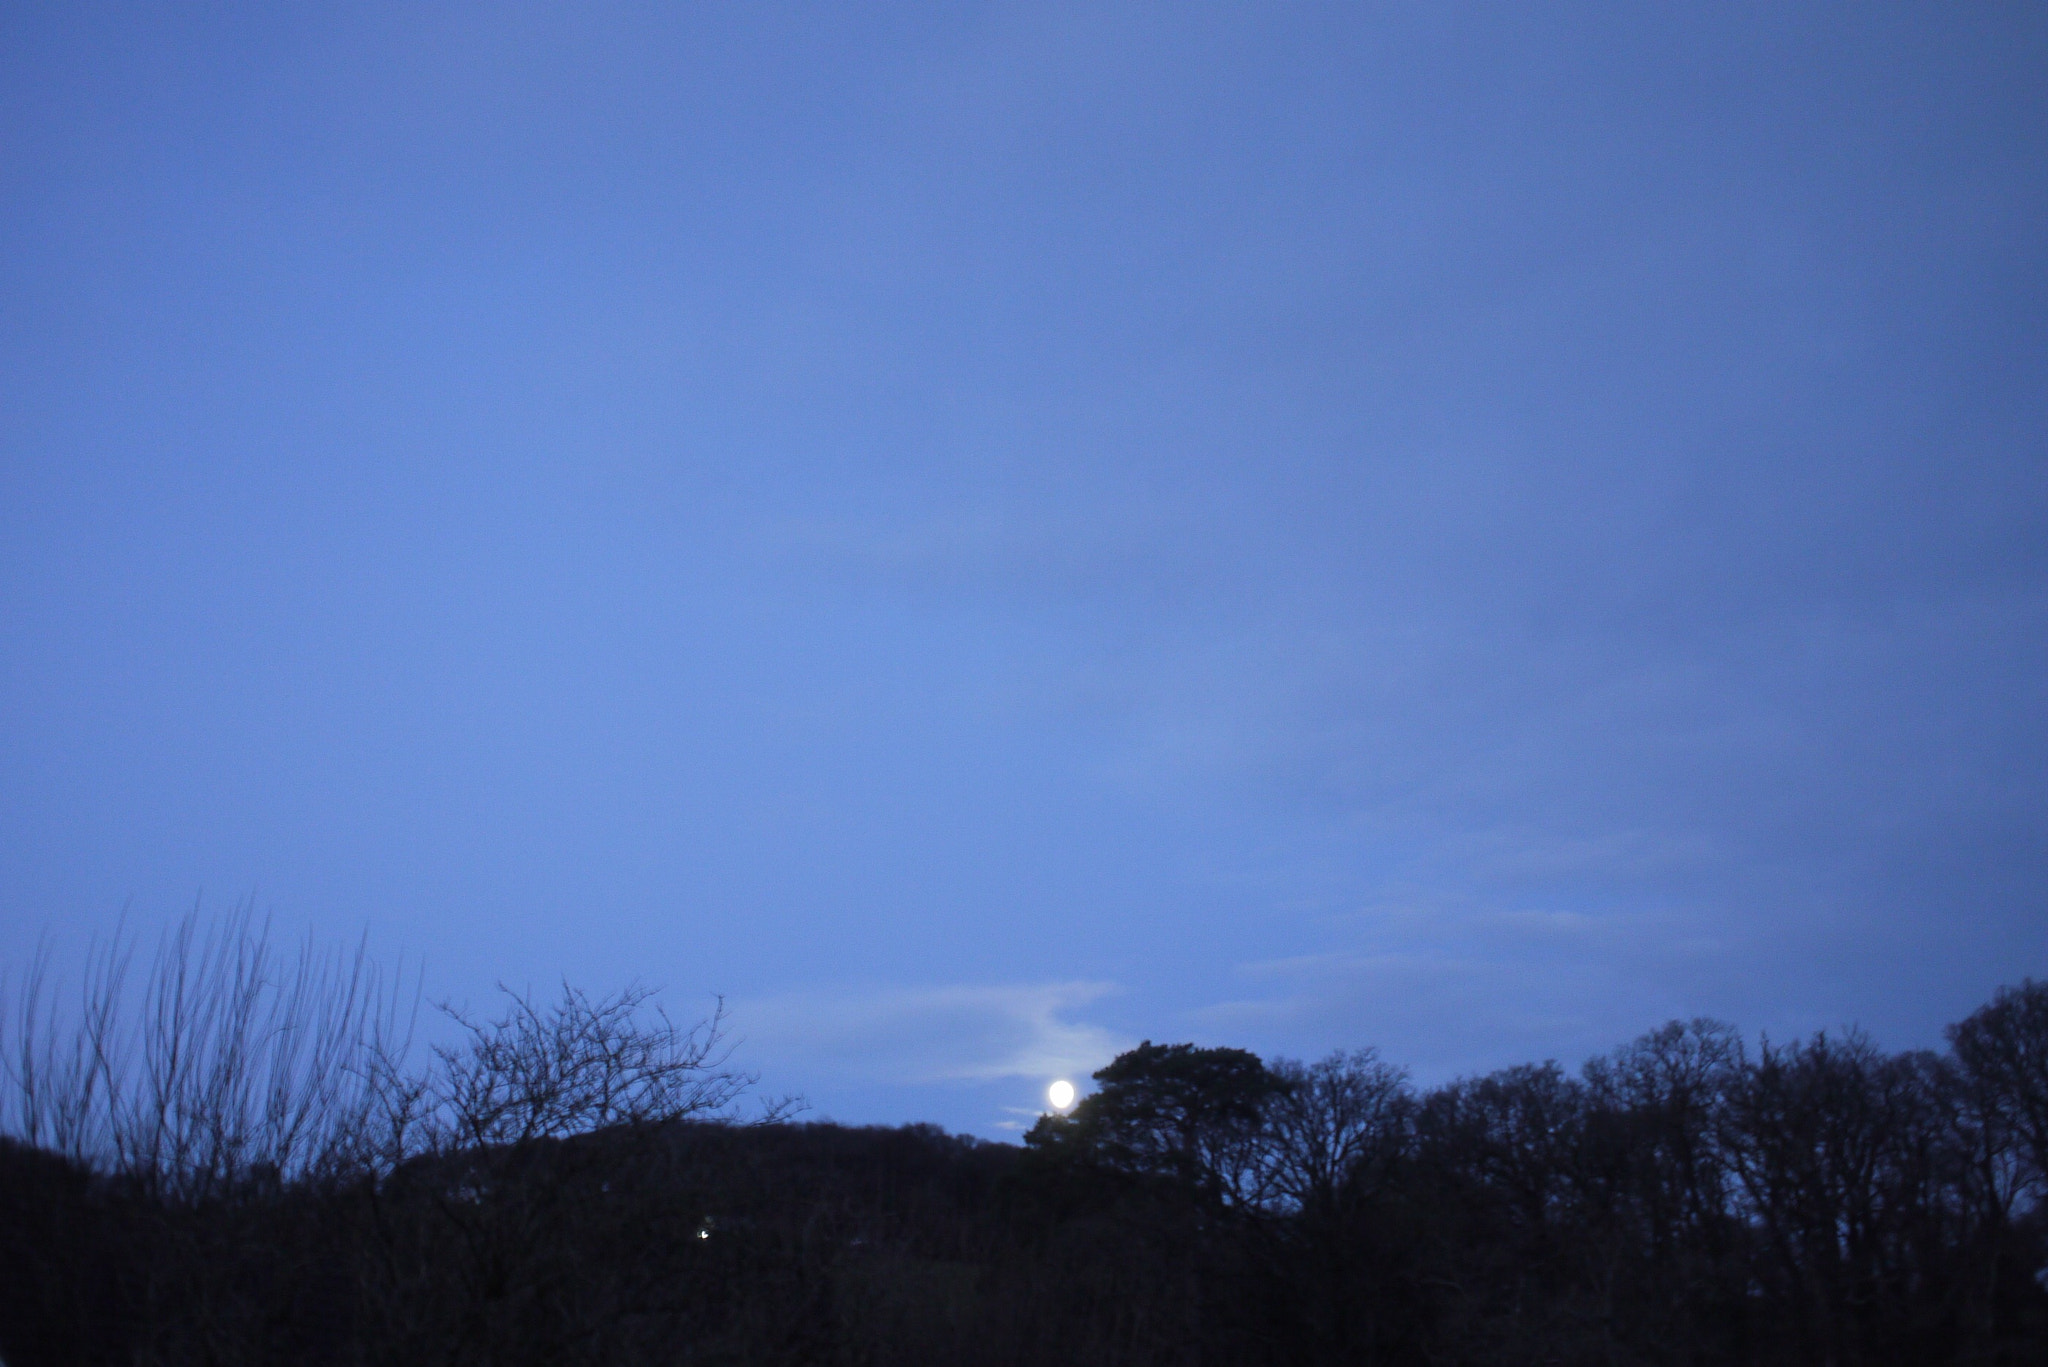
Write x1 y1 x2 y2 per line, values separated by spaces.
1047 1080 1076 1111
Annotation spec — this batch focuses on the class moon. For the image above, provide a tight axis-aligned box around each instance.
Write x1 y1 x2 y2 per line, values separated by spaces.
1047 1079 1076 1111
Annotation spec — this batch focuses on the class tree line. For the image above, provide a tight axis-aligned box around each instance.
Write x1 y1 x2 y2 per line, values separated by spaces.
2 912 2044 1365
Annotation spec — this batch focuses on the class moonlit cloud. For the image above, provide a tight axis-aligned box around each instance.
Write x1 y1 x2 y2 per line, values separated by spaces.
738 982 1128 1086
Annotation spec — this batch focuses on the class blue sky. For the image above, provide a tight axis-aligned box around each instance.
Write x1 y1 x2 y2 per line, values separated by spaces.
2 3 2043 1136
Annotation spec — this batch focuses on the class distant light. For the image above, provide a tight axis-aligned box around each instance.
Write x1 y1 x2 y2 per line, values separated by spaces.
1048 1079 1076 1110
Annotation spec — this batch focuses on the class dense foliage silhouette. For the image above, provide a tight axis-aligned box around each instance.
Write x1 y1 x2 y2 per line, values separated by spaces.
3 917 2044 1364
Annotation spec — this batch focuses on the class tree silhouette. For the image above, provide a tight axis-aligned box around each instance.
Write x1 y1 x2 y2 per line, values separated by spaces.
5 917 2048 1366
1027 1040 1280 1209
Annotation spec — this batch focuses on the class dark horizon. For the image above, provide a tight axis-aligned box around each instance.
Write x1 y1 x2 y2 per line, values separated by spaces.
5 907 2045 1365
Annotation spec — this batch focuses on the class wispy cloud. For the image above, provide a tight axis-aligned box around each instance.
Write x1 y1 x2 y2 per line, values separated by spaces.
735 981 1128 1086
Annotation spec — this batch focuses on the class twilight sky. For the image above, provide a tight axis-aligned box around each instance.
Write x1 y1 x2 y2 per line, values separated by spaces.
2 3 2043 1136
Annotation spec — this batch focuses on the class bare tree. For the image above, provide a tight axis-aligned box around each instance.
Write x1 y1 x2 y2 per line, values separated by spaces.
1260 1049 1411 1217
2 905 412 1201
423 981 754 1153
1579 1018 1744 1262
351 983 767 1367
1 908 773 1195
1948 978 2048 1195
